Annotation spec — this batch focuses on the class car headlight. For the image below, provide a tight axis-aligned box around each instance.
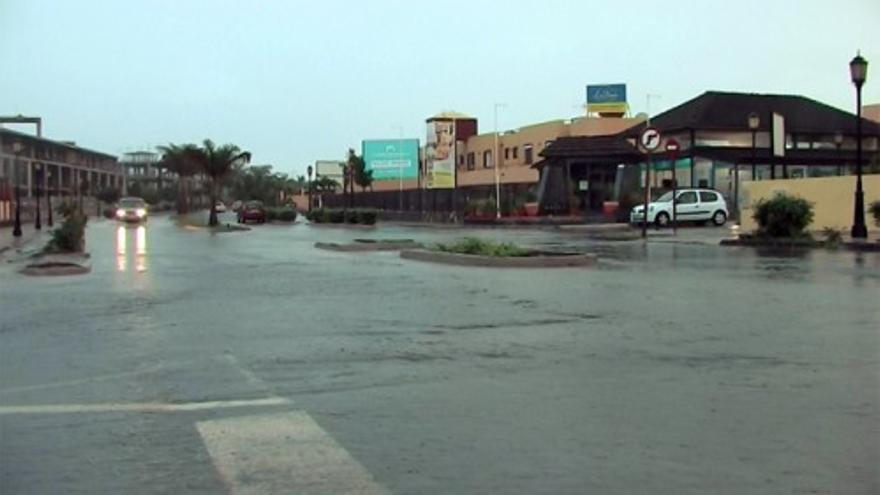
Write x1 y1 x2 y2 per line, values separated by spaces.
135 208 146 217
116 209 125 217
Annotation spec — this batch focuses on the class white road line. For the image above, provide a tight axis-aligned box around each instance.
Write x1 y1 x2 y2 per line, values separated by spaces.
0 397 290 415
197 411 389 495
0 365 167 395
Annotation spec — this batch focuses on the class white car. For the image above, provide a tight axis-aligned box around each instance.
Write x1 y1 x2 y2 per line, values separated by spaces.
214 201 227 213
630 188 729 227
115 197 148 223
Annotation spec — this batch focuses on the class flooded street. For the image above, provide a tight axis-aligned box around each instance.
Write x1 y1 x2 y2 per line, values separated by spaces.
2 216 879 494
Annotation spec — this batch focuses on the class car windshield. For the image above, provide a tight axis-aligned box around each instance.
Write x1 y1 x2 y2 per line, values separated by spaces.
119 199 145 208
655 191 674 202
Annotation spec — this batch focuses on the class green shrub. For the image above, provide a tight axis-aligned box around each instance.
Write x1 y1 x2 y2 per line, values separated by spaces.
433 237 531 257
870 200 880 227
752 193 814 238
47 203 88 253
306 208 376 225
267 207 297 222
329 209 346 223
359 209 377 225
820 227 844 248
345 209 359 224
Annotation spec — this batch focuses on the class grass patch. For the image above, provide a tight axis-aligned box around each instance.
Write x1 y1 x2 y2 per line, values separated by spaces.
432 237 533 257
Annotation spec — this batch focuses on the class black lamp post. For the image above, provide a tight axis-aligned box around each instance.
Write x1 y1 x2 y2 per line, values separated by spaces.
850 51 868 239
12 141 23 237
34 164 42 230
748 112 760 180
46 168 53 227
307 165 313 213
834 132 844 176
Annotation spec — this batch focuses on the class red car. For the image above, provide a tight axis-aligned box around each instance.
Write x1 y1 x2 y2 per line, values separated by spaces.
237 201 267 224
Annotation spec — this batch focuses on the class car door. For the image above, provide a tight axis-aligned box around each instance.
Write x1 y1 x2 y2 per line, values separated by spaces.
674 191 700 221
698 191 722 220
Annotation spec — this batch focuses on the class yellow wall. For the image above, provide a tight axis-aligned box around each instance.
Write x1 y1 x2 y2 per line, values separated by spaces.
740 175 880 233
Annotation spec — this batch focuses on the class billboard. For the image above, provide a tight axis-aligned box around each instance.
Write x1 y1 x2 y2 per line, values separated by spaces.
586 84 627 114
425 120 455 189
362 139 420 181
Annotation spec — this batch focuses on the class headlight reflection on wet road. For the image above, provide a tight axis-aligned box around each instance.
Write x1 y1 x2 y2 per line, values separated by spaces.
115 225 148 273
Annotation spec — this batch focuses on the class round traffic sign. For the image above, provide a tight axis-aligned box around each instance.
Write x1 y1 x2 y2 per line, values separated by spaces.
665 137 680 159
640 127 661 151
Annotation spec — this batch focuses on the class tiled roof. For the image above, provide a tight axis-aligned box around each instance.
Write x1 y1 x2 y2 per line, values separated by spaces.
625 91 880 136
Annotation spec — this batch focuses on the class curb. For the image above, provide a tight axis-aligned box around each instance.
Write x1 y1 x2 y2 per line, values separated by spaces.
399 249 598 268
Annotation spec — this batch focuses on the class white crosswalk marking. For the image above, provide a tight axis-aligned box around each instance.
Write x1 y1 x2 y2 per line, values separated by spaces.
196 411 390 495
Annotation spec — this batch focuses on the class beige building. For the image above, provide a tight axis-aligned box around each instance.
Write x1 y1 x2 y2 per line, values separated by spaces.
366 114 643 194
864 104 880 123
455 116 643 189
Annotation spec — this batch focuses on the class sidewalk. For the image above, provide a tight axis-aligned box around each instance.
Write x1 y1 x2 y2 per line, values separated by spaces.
0 223 51 258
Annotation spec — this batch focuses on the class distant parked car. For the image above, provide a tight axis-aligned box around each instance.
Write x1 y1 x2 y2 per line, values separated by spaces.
231 200 243 212
630 188 728 227
237 200 267 224
115 197 148 223
214 201 227 213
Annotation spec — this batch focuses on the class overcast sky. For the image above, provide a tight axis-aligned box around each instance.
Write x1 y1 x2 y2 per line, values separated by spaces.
1 0 878 177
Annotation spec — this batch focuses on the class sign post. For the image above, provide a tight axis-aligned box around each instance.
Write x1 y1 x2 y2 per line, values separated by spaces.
665 138 680 234
639 127 661 239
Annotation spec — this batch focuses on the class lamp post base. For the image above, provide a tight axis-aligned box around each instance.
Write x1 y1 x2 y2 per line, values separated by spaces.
851 190 868 239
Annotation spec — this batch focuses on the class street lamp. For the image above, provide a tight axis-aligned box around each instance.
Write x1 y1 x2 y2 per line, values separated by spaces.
46 168 54 227
748 112 760 179
834 132 844 176
34 164 42 230
849 51 868 239
306 165 313 213
12 141 23 237
493 103 506 219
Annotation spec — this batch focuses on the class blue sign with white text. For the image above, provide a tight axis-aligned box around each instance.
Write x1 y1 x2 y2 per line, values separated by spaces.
586 84 627 104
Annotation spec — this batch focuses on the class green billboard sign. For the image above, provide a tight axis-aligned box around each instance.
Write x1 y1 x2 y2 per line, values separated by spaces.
362 139 420 181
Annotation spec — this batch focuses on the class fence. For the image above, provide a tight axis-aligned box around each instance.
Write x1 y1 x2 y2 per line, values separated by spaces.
317 183 536 217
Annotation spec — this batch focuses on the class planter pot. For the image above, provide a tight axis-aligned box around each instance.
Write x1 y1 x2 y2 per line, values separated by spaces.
524 203 539 217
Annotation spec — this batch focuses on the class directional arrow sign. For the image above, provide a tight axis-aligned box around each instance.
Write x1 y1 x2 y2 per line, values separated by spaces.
640 127 661 151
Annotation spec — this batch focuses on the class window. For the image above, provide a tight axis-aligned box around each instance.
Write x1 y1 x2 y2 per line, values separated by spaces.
466 152 475 171
504 148 510 160
483 150 493 168
524 144 534 165
512 147 518 159
677 191 698 204
459 155 464 166
699 191 719 203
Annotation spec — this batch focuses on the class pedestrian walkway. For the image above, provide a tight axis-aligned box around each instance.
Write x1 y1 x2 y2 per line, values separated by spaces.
0 224 50 257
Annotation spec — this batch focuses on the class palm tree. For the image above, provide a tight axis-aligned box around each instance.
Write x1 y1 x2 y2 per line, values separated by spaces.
191 139 251 226
157 143 200 214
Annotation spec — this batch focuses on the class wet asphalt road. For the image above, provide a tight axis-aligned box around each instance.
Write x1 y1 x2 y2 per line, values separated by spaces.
1 215 879 494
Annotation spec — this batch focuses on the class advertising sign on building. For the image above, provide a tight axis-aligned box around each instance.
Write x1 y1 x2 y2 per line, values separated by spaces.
586 84 628 114
426 120 456 189
362 139 420 181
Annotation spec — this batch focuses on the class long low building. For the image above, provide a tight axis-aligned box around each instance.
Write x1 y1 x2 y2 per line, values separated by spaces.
0 128 121 224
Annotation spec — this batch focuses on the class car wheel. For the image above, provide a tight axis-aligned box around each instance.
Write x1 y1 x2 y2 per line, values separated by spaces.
654 212 670 228
712 210 727 226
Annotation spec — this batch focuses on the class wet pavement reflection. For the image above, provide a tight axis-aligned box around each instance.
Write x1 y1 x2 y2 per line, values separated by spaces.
114 224 148 273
